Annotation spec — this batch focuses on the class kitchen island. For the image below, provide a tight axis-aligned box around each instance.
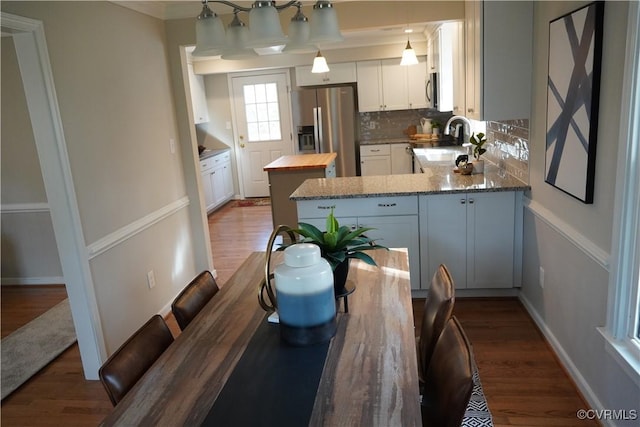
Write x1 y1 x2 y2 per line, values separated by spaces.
291 162 530 295
264 153 336 232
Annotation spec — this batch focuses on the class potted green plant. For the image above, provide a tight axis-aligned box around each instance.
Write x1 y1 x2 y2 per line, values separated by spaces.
431 120 442 136
469 132 487 173
284 209 388 295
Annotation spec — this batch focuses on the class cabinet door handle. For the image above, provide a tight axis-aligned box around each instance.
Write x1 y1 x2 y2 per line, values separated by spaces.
460 199 466 204
317 205 336 210
469 198 474 204
377 203 397 208
467 108 475 113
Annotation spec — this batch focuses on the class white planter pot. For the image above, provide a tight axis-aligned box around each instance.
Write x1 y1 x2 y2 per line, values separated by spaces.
472 160 485 174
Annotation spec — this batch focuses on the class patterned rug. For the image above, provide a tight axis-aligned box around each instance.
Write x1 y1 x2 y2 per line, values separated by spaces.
231 197 271 207
1 299 76 400
462 363 494 426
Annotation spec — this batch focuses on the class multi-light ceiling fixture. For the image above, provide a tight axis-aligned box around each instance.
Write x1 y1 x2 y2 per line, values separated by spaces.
193 0 343 72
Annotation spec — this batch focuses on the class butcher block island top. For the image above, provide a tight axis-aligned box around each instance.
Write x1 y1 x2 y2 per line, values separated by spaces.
291 163 530 200
263 153 337 171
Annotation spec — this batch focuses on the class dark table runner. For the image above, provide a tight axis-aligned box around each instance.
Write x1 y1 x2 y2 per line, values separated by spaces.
201 315 331 427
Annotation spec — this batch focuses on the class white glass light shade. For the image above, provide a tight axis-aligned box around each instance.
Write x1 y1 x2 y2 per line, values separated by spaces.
246 3 287 48
309 2 344 44
192 6 226 57
283 12 316 53
222 15 258 60
311 51 330 73
400 40 419 66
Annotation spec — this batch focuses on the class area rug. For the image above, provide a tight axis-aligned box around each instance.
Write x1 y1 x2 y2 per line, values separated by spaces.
462 363 494 426
231 197 271 207
1 298 76 400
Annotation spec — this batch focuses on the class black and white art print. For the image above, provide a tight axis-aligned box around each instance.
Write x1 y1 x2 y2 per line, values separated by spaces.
545 2 604 204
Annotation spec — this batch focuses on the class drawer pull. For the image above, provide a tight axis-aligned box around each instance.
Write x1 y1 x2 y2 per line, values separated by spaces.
460 199 466 204
317 205 336 210
370 149 381 152
469 198 474 204
377 203 397 208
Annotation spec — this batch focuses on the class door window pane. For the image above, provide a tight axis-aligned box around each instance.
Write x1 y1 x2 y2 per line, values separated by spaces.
243 83 282 142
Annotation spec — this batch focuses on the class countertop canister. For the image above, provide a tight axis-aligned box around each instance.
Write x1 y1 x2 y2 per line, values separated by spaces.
274 243 337 346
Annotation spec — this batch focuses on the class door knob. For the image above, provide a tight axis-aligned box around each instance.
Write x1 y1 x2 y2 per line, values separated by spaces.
240 143 245 148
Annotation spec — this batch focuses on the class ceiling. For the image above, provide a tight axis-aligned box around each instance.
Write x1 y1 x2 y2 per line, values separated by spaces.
113 1 438 50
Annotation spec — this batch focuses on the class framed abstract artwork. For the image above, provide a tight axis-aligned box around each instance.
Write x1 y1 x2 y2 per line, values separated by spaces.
545 1 604 204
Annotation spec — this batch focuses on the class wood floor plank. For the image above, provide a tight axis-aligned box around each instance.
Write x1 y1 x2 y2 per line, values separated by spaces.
1 203 597 426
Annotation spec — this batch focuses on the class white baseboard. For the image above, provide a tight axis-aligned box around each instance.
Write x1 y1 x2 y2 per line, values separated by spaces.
1 276 64 285
518 293 612 426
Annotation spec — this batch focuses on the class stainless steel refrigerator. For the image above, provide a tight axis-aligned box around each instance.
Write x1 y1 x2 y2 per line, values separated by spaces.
291 85 358 177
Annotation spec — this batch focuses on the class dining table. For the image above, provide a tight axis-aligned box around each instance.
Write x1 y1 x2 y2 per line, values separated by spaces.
100 248 421 426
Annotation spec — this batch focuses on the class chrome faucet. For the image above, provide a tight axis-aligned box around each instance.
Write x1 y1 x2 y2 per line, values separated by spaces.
443 115 473 145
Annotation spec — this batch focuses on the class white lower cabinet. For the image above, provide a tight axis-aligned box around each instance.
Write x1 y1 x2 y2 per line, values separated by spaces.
419 191 518 289
390 144 413 174
361 143 412 176
297 196 420 290
200 151 234 212
297 191 522 292
360 144 391 176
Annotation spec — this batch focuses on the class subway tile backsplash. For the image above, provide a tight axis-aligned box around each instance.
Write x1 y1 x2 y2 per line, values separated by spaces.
357 111 530 184
484 119 530 184
358 109 452 141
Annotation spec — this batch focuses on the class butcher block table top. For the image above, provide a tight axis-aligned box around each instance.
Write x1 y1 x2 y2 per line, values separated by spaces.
100 249 420 427
263 153 337 171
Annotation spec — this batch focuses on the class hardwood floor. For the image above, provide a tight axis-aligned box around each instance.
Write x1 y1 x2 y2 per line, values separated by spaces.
1 201 594 426
413 298 596 426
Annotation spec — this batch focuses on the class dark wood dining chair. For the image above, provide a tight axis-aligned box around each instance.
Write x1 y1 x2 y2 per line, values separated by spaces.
171 270 220 331
98 314 174 406
421 316 474 427
417 264 455 384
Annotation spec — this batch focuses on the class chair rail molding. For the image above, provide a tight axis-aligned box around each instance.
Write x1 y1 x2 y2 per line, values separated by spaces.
87 197 190 259
523 197 610 270
1 202 50 213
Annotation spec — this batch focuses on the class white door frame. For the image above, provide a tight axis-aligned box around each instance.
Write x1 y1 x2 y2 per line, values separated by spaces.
227 69 295 199
1 12 106 379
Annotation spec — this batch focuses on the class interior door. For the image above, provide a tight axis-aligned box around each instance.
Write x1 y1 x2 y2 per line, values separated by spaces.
231 72 293 197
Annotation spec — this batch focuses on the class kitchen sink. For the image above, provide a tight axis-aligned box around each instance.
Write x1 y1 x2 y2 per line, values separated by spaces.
413 146 468 164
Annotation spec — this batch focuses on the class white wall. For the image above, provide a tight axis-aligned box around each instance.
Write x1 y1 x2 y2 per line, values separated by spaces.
1 36 63 283
0 2 206 356
522 1 640 422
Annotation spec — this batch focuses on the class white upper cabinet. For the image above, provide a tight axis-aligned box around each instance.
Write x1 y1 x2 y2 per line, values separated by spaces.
356 57 427 112
406 56 429 110
451 21 466 116
426 22 464 113
187 62 209 124
380 59 409 111
295 62 357 87
464 0 533 120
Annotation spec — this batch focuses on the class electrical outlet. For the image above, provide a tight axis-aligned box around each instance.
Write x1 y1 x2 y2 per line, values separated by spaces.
169 138 176 154
539 266 545 288
147 270 156 289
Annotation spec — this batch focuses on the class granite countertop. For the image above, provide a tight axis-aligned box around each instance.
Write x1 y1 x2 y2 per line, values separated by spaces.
199 148 230 160
290 163 530 200
263 153 337 171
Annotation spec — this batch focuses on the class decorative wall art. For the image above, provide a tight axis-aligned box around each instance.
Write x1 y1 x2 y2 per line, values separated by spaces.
545 1 604 204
